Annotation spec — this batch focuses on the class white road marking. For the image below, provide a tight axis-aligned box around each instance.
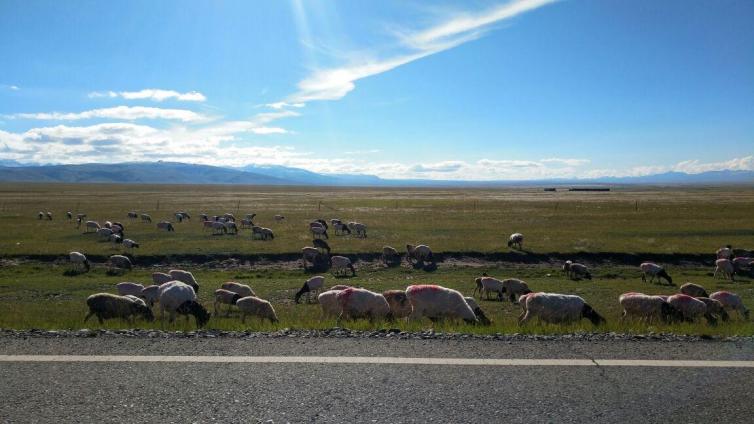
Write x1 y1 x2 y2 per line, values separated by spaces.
0 355 753 367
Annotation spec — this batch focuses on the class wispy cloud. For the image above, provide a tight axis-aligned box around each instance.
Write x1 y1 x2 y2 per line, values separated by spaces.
2 84 20 91
89 89 206 102
7 106 206 122
265 101 305 110
540 158 591 166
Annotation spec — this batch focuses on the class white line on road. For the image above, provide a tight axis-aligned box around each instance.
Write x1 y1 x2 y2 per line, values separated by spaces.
0 355 753 367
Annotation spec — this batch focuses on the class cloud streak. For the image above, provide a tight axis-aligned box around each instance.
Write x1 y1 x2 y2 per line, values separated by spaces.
8 106 206 122
89 89 206 102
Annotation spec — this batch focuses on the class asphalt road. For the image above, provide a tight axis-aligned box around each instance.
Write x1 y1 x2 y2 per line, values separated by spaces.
1 336 753 423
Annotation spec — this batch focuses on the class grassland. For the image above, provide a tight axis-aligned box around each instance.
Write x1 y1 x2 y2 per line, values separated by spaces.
1 183 752 334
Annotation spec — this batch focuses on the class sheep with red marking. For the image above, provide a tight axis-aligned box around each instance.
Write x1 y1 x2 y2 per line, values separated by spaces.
383 290 412 319
336 288 391 322
679 283 709 298
214 289 242 316
237 296 278 323
318 289 344 318
405 285 477 324
519 293 605 326
295 276 325 304
618 292 683 323
667 294 717 325
640 262 673 285
220 282 255 298
714 259 735 281
710 291 750 320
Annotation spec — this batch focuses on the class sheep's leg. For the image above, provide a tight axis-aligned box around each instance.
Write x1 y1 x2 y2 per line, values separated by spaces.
518 311 532 326
84 311 93 322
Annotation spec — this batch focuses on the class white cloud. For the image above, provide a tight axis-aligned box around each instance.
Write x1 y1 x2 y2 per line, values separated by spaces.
1 84 20 91
88 89 206 102
673 156 754 174
540 158 590 166
265 102 305 110
8 106 206 122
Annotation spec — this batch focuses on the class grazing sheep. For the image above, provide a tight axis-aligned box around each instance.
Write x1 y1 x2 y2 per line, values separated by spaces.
116 282 145 298
127 211 138 220
566 263 592 280
507 233 524 250
474 277 504 301
714 259 735 281
330 218 342 226
140 213 152 223
97 228 114 239
318 290 343 317
221 282 255 298
109 255 132 272
37 211 44 220
329 284 352 291
405 285 478 324
310 223 328 239
717 246 733 260
152 272 173 285
463 297 492 325
123 295 147 308
697 298 730 321
66 211 73 220
168 269 200 293
240 218 254 229
500 278 532 303
250 225 264 239
157 221 175 232
104 221 112 229
732 257 754 273
84 293 154 324
562 260 572 276
640 262 673 285
158 281 210 327
333 222 351 236
679 283 709 298
214 289 242 316
351 222 367 238
237 296 278 323
381 246 399 265
302 246 326 271
223 213 236 222
519 293 605 326
274 214 285 221
260 227 274 240
295 275 325 304
69 251 90 272
85 220 101 233
210 221 227 235
111 223 124 235
224 221 239 234
618 293 683 323
383 290 412 319
313 239 331 254
710 291 750 320
141 285 160 307
199 213 209 221
122 238 139 249
77 213 87 220
667 294 717 325
45 211 52 220
406 244 434 265
336 288 391 322
330 255 356 277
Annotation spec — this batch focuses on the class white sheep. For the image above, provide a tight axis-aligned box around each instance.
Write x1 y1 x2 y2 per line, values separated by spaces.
236 296 278 323
220 282 255 298
507 233 524 250
109 234 122 244
336 288 391 322
679 283 709 298
45 211 52 220
122 238 139 249
85 220 101 233
210 221 227 235
123 295 148 308
710 291 750 320
566 263 591 280
158 281 210 327
302 246 325 271
618 292 682 323
214 289 242 316
260 227 274 240
168 269 200 293
383 290 412 319
84 293 154 324
295 275 325 304
224 221 238 234
96 227 114 239
156 221 175 232
333 222 351 236
318 290 343 318
405 285 478 324
152 272 173 285
697 298 730 322
140 285 160 307
310 223 328 239
351 222 367 238
109 255 132 272
474 276 504 301
69 251 90 272
274 214 285 221
381 246 399 265
140 213 152 223
406 244 434 265
640 262 673 285
717 246 733 259
66 211 73 220
500 278 532 303
116 282 145 298
330 255 356 277
714 258 735 281
519 293 605 326
667 294 717 325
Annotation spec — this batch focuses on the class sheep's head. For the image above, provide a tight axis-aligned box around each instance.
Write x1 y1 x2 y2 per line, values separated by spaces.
660 302 684 323
137 305 155 322
231 293 241 304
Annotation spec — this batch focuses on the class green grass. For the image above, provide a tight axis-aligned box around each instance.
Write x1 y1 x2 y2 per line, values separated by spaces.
1 261 751 335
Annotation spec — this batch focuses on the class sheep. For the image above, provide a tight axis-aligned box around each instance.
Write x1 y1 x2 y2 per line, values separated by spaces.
168 269 200 293
697 298 730 322
214 289 242 316
310 223 328 239
220 282 255 298
85 220 101 233
127 211 138 220
223 213 236 222
717 246 733 260
122 238 139 249
732 257 754 273
66 211 73 220
566 263 591 280
152 272 173 285
157 221 175 232
69 251 90 272
516 292 537 322
199 213 209 221
313 239 331 254
260 227 275 240
123 295 148 308
250 225 264 239
381 246 399 265
500 278 533 303
97 228 113 239
159 281 210 327
45 211 52 220
330 255 356 277
679 283 709 298
295 275 325 304
507 233 524 250
84 293 154 324
141 285 160 307
236 296 278 323
140 213 152 223
714 258 735 281
333 222 351 236
733 248 753 258
77 213 87 220
318 290 343 317
351 222 367 238
302 246 326 271
336 288 391 322
710 291 750 320
109 255 132 272
176 211 190 221
463 296 491 325
116 282 145 298
562 260 572 276
224 221 239 235
104 221 112 229
474 276 504 301
210 221 227 235
618 293 683 323
240 218 254 229
329 285 352 291
640 262 673 285
405 285 478 324
244 213 256 221
37 211 44 220
406 244 434 265
330 218 342 226
274 214 285 221
382 290 412 319
667 294 717 325
519 293 605 326
111 222 124 235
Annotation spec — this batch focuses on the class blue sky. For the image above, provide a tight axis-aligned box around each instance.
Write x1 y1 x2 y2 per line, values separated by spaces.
1 0 752 180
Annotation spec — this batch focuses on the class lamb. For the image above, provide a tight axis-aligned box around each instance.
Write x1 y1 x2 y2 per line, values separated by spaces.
507 233 524 250
158 281 210 327
152 272 173 285
295 275 325 304
519 293 605 326
168 269 200 293
382 290 412 319
714 258 735 281
236 296 278 323
85 220 101 233
709 291 750 320
406 244 434 265
500 278 533 303
318 290 343 317
330 255 356 277
640 262 673 285
109 255 132 272
618 293 683 323
312 239 330 254
351 222 367 238
381 246 399 265
566 263 592 280
140 213 152 223
157 221 175 232
463 297 491 325
84 293 154 324
667 294 717 325
697 298 730 322
336 288 391 322
405 285 478 324
679 283 709 298
717 246 733 260
214 289 242 316
220 282 255 298
474 276 504 301
69 251 90 272
122 238 139 249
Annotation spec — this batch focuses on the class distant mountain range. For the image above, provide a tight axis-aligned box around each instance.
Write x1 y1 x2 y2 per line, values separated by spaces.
0 161 752 186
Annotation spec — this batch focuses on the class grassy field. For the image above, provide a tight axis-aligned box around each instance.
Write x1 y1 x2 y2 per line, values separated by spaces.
0 183 753 258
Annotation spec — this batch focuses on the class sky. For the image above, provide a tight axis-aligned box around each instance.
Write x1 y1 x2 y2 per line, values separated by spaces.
0 0 752 180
